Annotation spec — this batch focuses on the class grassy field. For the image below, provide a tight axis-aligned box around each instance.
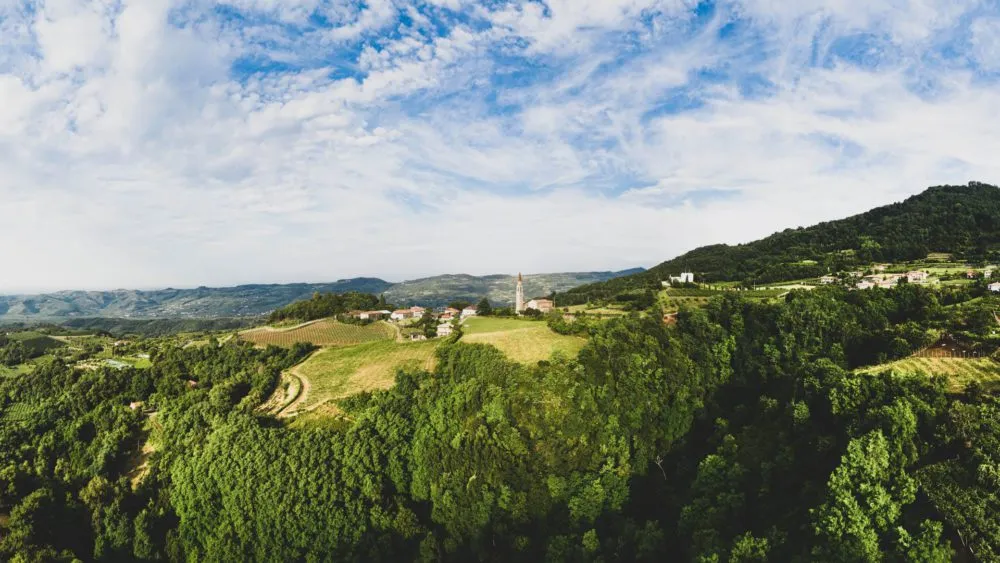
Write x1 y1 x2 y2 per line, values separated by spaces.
461 317 586 364
563 304 628 316
4 332 65 355
239 319 395 348
860 356 1000 392
291 339 440 413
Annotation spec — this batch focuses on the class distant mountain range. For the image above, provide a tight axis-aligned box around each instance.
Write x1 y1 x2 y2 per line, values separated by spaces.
0 269 643 322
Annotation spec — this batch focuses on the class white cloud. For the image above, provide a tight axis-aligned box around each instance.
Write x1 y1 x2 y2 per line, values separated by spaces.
1 0 999 292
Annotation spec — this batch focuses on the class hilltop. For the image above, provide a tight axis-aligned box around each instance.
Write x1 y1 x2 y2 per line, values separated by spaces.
563 182 1000 302
0 269 641 322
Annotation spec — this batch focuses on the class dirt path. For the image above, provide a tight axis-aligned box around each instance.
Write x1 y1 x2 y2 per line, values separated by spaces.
273 352 320 418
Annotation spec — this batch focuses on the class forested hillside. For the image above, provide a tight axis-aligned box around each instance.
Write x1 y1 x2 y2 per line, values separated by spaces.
563 182 1000 301
2 282 997 561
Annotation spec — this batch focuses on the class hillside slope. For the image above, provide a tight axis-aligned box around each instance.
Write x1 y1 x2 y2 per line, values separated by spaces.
563 182 1000 301
0 269 642 321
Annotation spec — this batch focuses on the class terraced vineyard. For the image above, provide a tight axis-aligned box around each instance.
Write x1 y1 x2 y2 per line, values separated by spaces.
239 319 395 348
860 356 1000 392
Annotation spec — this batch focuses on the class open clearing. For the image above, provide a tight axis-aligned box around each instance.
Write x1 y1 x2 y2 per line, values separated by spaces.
860 356 1000 392
461 317 586 364
239 319 395 348
289 339 440 414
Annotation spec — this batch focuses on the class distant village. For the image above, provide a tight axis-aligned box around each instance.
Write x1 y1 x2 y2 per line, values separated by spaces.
662 265 1000 293
345 273 555 339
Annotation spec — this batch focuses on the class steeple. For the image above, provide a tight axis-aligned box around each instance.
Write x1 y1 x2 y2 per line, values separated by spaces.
515 272 525 314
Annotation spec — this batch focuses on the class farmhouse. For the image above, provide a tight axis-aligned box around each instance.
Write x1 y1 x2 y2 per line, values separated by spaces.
390 309 412 321
439 312 455 322
437 323 454 337
409 306 426 316
360 310 389 321
443 307 460 315
461 306 478 318
990 282 1000 293
856 280 875 290
906 270 929 283
668 272 695 284
819 275 836 285
525 298 555 313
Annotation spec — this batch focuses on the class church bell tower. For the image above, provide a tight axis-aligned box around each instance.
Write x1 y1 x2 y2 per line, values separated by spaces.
515 272 525 314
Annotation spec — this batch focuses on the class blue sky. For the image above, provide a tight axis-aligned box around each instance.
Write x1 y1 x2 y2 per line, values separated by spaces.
2 0 1000 291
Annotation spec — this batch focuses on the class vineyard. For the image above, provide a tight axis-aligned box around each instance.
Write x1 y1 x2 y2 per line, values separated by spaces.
239 320 395 348
1 402 41 424
860 356 1000 392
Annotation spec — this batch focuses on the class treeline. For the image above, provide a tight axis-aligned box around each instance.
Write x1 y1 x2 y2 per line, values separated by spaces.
268 291 387 323
60 317 255 337
562 182 1000 301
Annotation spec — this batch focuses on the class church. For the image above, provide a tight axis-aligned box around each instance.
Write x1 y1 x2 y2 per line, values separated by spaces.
515 273 554 314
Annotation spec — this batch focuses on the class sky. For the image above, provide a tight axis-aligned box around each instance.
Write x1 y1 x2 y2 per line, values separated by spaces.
3 0 1000 292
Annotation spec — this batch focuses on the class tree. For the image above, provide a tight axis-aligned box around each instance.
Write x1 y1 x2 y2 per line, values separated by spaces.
476 298 492 316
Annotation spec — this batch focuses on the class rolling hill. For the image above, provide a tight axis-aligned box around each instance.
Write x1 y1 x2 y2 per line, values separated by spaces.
0 269 642 322
562 182 1000 302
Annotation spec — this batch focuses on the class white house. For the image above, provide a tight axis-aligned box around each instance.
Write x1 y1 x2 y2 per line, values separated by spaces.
390 309 411 321
409 306 426 317
989 282 1000 293
906 270 929 283
461 306 478 318
856 280 875 290
437 323 454 337
668 272 695 284
819 275 836 285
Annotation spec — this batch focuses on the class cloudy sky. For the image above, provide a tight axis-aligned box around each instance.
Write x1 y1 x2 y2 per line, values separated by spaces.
2 0 1000 292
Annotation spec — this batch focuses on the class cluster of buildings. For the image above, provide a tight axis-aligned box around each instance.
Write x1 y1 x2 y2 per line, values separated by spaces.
347 273 557 340
851 270 929 290
662 272 695 287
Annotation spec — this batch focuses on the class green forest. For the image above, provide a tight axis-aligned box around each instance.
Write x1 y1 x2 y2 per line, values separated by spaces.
2 280 999 561
562 182 1000 302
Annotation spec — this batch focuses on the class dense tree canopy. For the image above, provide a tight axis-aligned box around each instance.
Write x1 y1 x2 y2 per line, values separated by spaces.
0 282 997 561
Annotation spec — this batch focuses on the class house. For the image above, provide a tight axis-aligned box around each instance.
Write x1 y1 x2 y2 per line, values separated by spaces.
668 272 695 284
461 306 478 318
877 279 897 289
989 282 1000 293
443 307 460 316
906 270 929 283
985 268 995 279
967 270 979 279
437 323 454 337
819 275 836 285
525 298 555 313
409 306 426 317
439 312 455 322
856 280 875 290
391 309 414 321
360 310 388 321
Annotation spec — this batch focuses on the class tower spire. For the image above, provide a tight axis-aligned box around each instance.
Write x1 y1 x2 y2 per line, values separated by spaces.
515 272 525 314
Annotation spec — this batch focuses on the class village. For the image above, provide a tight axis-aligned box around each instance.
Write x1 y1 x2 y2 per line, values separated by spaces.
663 263 1000 294
345 273 556 339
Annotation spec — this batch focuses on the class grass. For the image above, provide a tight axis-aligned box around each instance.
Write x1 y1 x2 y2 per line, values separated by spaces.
563 305 628 316
461 317 586 364
860 356 1000 392
293 339 441 412
240 319 395 348
462 317 541 334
